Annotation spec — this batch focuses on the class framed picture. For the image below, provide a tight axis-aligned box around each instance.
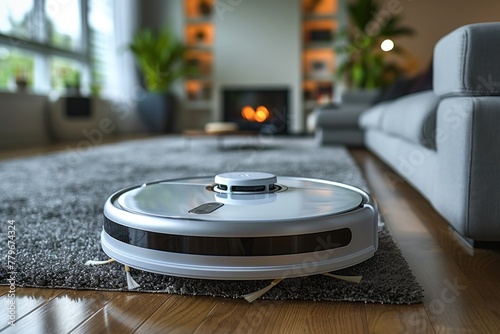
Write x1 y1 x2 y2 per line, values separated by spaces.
309 60 330 77
308 29 333 42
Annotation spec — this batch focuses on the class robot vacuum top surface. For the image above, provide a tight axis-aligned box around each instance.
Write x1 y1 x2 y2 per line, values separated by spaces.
115 172 364 222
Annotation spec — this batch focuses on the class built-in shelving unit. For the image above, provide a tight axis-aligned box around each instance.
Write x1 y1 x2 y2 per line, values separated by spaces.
183 0 214 112
182 0 339 131
301 0 337 113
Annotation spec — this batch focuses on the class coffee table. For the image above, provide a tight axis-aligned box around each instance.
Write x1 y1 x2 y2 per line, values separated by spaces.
182 129 258 149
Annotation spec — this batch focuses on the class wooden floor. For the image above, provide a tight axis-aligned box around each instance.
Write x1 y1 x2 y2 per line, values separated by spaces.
1 141 500 333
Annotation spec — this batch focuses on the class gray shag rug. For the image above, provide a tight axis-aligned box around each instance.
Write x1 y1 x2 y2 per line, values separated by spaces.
0 136 423 304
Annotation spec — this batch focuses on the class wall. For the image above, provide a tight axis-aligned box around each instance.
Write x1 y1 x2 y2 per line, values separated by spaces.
214 0 302 133
382 0 500 72
0 92 50 148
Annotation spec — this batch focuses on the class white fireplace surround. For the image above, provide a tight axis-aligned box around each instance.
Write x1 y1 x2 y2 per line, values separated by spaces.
213 0 302 133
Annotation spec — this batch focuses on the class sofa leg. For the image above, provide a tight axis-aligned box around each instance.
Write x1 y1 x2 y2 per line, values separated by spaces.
453 230 500 248
467 240 500 248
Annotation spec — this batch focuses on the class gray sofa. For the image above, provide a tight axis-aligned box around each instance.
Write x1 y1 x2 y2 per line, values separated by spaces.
316 22 500 244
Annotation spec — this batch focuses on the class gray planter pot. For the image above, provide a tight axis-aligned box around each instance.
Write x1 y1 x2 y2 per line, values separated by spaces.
137 92 177 133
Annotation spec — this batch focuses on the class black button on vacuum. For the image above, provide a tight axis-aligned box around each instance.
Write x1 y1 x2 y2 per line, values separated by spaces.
189 202 224 214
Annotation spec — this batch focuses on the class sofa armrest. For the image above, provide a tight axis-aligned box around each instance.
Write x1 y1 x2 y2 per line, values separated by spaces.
434 96 500 240
314 103 367 146
316 106 366 128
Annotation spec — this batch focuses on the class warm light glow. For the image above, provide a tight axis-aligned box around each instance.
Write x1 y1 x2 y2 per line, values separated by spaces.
241 105 271 122
381 39 395 52
241 106 255 121
255 106 270 122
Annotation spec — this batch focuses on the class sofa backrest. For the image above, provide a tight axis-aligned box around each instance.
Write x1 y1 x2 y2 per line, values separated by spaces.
433 22 500 97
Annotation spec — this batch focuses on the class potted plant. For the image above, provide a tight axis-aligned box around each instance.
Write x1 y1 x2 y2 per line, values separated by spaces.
63 69 81 96
15 67 29 92
129 28 195 133
334 0 414 91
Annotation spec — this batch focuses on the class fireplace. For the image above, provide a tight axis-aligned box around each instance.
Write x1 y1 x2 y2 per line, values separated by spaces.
223 87 288 134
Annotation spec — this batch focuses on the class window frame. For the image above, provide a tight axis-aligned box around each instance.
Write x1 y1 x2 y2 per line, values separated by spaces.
0 0 94 93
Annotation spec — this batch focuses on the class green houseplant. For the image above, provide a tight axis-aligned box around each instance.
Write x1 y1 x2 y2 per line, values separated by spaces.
335 0 414 89
63 69 81 96
129 28 192 92
129 28 195 132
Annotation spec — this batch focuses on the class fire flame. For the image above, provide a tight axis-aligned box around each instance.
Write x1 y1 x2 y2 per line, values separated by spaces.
241 105 270 123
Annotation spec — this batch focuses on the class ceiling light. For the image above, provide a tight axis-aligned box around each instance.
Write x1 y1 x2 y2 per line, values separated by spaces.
381 39 395 52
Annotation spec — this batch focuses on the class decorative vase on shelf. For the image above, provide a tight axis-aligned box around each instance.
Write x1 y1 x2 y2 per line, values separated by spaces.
195 29 206 44
199 0 212 16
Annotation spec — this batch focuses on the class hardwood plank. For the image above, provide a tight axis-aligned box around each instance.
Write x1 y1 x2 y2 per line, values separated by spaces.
365 303 435 334
415 254 499 333
0 289 117 334
194 299 368 334
406 198 500 309
134 295 219 334
71 292 171 334
0 285 9 296
272 301 367 334
193 298 266 334
0 287 66 330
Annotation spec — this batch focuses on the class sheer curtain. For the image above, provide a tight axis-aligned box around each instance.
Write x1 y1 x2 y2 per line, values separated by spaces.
107 0 146 133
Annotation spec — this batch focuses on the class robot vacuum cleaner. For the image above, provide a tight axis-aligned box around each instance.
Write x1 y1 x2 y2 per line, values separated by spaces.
101 172 378 280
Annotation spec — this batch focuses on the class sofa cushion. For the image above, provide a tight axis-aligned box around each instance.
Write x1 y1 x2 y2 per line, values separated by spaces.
358 101 389 130
434 22 500 97
380 90 439 148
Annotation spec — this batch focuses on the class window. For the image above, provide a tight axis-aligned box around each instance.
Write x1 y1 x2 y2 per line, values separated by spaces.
0 46 34 90
45 0 82 51
88 0 113 97
50 56 82 91
0 0 36 40
0 0 117 96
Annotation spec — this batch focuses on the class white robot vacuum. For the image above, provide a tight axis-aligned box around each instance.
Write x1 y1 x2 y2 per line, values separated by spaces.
101 172 378 280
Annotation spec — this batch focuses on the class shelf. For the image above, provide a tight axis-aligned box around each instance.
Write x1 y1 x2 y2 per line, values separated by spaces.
303 13 336 21
304 74 334 81
304 42 335 49
185 16 213 24
186 45 212 51
185 49 213 76
184 0 214 116
185 22 214 46
301 0 337 115
185 0 214 19
302 0 337 16
303 49 335 80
